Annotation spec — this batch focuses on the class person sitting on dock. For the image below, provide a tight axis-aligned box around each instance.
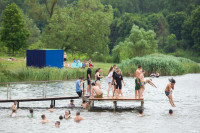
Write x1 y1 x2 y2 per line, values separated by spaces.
169 109 173 115
41 114 50 123
74 111 84 122
64 110 71 119
76 77 85 97
81 100 88 109
55 121 60 127
135 65 142 99
138 109 144 117
27 108 34 118
114 68 125 97
48 105 56 112
68 99 75 108
165 78 176 107
144 78 157 88
91 83 103 98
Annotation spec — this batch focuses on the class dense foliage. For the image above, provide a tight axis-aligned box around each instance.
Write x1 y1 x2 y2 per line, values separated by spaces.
119 54 200 76
0 0 200 62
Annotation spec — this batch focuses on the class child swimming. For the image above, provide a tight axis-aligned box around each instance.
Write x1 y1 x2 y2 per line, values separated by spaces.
165 78 176 107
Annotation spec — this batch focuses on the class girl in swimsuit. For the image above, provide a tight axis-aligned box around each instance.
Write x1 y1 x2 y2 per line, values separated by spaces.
95 68 104 89
64 110 72 119
165 78 176 107
107 66 114 96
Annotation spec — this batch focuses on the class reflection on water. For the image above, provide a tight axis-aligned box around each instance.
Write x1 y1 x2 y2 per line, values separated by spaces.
0 74 200 133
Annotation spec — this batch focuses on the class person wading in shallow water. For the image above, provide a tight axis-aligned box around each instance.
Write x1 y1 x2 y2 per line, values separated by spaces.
165 78 176 107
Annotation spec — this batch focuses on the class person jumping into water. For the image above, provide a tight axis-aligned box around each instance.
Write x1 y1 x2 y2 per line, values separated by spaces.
165 78 176 107
144 78 157 88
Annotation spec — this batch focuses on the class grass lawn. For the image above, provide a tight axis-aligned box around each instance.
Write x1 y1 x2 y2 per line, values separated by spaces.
0 56 117 76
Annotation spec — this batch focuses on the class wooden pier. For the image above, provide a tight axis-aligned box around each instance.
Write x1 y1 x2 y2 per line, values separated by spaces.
88 95 144 111
0 96 81 108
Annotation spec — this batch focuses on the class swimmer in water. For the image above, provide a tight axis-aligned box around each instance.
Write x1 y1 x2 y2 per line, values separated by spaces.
68 99 75 108
64 110 72 119
59 115 63 120
10 101 17 116
55 121 60 127
74 111 84 122
11 110 17 117
165 78 176 107
41 114 50 123
48 105 55 112
169 109 173 115
138 109 143 117
27 108 33 118
81 100 88 109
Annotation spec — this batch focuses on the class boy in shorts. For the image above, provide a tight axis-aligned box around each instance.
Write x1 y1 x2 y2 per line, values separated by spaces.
165 78 176 107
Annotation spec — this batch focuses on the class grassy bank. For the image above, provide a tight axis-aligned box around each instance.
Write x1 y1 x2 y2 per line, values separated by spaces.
0 56 115 82
119 54 200 76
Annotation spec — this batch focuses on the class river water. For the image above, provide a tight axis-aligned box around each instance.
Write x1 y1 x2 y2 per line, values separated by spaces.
0 74 200 133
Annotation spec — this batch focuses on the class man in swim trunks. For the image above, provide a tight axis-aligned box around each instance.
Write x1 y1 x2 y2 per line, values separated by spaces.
86 64 93 95
11 101 17 115
135 65 142 99
165 78 176 107
91 83 103 98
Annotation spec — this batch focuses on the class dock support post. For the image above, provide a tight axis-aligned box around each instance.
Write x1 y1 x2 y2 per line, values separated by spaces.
51 100 55 107
44 82 46 98
54 100 55 107
17 101 19 108
141 100 144 108
88 100 94 111
113 101 117 111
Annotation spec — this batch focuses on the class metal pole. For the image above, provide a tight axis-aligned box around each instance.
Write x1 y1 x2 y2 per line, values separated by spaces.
83 83 85 96
45 82 46 98
7 84 9 100
89 83 92 96
10 84 11 100
43 83 44 98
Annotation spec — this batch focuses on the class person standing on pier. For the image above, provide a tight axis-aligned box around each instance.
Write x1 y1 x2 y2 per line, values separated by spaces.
86 64 93 95
76 77 85 98
135 65 142 99
112 65 117 97
114 68 125 97
95 68 104 89
107 66 114 96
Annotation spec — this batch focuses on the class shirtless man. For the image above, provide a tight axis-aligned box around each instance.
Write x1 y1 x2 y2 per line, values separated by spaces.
165 78 176 107
91 83 103 98
144 78 157 88
74 111 84 122
40 114 50 123
81 100 88 109
135 65 142 99
48 105 56 112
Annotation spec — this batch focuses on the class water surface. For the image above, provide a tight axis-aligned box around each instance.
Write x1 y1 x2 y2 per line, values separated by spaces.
0 74 200 133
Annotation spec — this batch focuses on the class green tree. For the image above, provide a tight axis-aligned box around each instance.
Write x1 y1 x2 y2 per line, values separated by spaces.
112 24 157 62
0 3 29 56
164 34 177 53
166 12 186 40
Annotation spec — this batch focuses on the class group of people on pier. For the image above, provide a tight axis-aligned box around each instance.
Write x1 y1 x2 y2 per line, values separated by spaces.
76 64 176 107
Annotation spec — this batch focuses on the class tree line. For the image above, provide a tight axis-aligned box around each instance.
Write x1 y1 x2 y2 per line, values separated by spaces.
0 0 200 62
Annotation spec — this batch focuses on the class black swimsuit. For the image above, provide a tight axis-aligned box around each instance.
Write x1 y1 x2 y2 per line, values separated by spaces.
96 74 101 81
